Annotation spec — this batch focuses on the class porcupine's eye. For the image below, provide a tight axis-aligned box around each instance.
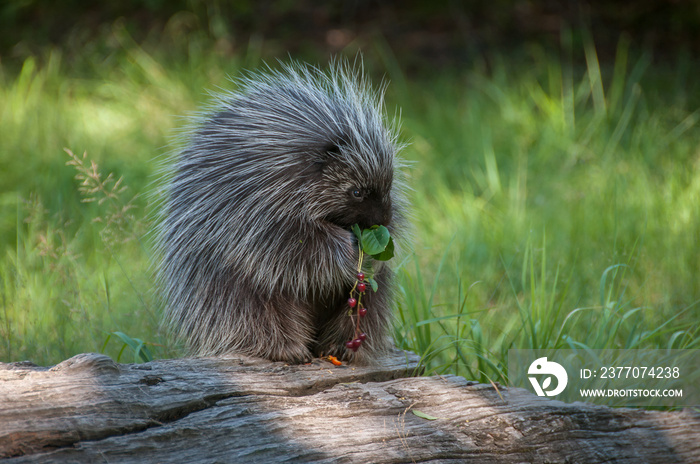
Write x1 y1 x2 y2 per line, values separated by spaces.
349 187 369 202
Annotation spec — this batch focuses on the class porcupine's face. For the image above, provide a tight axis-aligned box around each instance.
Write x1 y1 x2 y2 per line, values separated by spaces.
316 143 394 231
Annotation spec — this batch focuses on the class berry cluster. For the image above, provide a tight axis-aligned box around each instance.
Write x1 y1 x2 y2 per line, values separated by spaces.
345 272 368 352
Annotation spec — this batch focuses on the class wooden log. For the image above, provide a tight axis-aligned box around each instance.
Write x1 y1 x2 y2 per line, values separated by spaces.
1 350 698 463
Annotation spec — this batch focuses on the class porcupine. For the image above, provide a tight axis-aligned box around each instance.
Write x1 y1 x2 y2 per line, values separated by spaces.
155 61 408 363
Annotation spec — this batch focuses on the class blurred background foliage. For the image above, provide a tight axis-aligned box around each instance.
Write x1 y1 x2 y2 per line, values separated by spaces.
3 0 700 63
0 1 698 379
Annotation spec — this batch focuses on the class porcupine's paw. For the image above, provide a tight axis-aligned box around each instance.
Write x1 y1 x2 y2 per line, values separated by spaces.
316 342 347 361
316 341 368 365
268 342 314 364
314 323 362 363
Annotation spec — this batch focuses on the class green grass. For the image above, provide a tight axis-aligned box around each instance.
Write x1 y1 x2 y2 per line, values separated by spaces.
391 37 700 381
0 28 698 378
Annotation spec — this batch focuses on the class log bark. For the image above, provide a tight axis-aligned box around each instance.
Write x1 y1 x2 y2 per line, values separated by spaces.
0 350 698 463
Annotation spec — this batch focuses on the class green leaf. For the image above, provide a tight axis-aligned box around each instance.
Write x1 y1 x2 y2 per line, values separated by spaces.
111 331 153 363
134 342 153 363
112 331 139 351
361 225 391 255
367 276 379 292
371 236 395 261
351 223 362 243
412 410 439 420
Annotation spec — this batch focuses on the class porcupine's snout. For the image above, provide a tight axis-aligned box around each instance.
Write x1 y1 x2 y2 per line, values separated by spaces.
370 200 393 229
352 195 392 230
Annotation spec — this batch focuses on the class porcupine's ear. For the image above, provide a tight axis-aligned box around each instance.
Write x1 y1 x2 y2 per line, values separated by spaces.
323 143 342 159
311 143 342 175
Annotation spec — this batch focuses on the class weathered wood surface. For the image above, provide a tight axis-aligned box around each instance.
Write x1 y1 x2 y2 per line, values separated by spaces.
1 350 698 463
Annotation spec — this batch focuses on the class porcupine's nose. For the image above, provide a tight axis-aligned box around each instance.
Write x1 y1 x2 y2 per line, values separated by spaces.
374 201 393 228
382 206 393 227
358 199 392 230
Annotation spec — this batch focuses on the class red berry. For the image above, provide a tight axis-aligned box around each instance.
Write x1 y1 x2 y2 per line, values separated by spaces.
357 282 366 292
358 333 367 341
347 298 357 308
345 340 355 350
359 307 368 317
352 338 363 349
356 272 365 281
